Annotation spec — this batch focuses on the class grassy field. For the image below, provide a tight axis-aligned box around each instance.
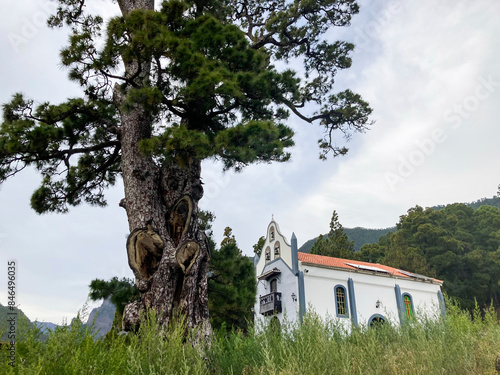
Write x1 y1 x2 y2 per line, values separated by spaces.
1 303 499 374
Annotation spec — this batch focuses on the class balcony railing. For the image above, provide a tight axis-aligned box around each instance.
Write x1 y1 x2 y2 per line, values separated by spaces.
259 292 282 316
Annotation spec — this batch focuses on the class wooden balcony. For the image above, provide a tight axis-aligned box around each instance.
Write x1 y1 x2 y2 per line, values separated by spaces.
259 292 282 316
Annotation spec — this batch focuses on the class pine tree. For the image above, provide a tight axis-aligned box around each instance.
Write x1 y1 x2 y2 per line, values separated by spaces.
310 210 355 259
89 277 140 316
0 0 372 334
252 236 266 258
208 227 256 332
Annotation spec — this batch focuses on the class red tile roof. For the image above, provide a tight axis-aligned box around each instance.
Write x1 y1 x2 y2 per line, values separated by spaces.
298 252 442 284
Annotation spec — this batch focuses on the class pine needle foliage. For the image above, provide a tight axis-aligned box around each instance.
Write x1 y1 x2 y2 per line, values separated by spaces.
88 277 140 315
208 227 256 332
311 210 356 259
0 0 373 213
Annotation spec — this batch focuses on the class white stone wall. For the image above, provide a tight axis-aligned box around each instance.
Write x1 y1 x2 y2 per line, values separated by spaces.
398 278 443 320
349 273 402 325
300 263 443 327
254 258 300 328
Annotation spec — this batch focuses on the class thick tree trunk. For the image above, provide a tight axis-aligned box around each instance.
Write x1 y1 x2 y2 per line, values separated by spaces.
120 147 211 337
114 0 211 339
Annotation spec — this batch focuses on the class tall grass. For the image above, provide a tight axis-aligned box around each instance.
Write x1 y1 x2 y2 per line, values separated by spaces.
1 303 499 374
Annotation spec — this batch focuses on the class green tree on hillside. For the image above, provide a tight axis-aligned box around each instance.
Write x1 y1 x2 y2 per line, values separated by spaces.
0 0 372 333
355 242 385 263
378 204 500 311
383 230 429 276
220 227 236 247
311 210 355 259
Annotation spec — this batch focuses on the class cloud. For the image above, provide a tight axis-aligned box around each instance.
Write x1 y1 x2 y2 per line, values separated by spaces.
1 0 499 324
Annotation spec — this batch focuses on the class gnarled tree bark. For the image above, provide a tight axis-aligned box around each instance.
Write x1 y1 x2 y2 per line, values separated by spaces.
119 105 211 337
115 0 211 338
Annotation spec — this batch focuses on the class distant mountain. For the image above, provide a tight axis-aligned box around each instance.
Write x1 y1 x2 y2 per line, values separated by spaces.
0 303 40 341
86 299 116 339
298 196 500 253
344 227 395 251
35 321 58 334
0 299 117 342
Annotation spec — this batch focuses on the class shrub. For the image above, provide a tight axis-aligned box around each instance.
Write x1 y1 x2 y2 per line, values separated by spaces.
1 303 499 374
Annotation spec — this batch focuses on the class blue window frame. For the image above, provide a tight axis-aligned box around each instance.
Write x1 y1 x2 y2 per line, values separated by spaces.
437 290 446 317
368 314 386 327
334 285 349 318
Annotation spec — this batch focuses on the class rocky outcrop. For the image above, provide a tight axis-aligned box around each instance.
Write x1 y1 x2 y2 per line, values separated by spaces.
86 299 116 338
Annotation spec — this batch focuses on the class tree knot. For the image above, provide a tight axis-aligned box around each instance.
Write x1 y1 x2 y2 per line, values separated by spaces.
126 224 164 282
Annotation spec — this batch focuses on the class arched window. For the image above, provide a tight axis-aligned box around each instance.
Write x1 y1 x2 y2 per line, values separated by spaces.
334 285 348 318
368 314 386 328
403 294 414 320
274 241 280 259
270 226 275 241
265 246 271 262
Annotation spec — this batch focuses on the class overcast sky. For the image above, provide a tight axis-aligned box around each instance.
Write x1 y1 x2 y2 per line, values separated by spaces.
1 0 499 325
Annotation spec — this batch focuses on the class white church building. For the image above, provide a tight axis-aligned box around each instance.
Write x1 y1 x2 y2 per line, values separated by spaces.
254 219 446 329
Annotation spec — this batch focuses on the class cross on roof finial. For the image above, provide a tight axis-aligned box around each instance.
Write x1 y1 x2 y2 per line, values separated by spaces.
272 214 274 220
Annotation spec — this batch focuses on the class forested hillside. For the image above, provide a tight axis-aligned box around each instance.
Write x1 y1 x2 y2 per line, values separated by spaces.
432 196 500 210
300 197 500 312
299 196 499 252
299 228 394 253
356 203 500 311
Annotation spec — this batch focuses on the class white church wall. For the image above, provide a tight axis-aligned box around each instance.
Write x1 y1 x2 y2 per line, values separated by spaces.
300 266 353 331
255 220 292 276
350 273 401 326
398 279 442 320
300 263 443 327
301 266 343 317
254 258 300 328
